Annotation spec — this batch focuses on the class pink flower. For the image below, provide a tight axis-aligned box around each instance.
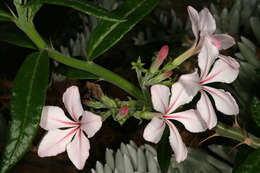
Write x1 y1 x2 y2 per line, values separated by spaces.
179 54 240 129
143 84 207 162
38 86 102 170
187 6 235 75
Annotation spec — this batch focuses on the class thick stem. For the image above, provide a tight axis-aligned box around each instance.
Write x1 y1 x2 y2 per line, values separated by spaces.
47 49 143 100
215 122 260 149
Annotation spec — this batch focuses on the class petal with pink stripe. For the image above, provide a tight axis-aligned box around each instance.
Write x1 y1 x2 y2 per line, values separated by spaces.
40 106 78 130
164 109 206 133
80 111 102 138
38 128 77 157
178 69 200 97
213 34 235 50
167 82 194 114
165 120 187 163
202 86 239 115
201 56 240 85
198 38 219 80
196 91 217 129
63 86 84 121
151 85 170 114
199 8 216 35
67 129 90 170
143 117 165 144
187 6 200 42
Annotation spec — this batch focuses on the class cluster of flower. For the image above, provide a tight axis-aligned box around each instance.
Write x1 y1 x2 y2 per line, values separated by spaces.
36 6 240 170
143 6 240 163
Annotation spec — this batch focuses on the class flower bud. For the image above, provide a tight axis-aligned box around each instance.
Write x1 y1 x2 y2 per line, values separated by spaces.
118 105 128 120
150 45 169 73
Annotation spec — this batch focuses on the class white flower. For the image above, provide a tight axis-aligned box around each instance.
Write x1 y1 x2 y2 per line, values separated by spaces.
143 84 207 162
38 86 102 170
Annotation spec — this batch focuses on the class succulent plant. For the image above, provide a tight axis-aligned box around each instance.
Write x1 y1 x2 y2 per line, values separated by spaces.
132 8 185 46
59 0 122 58
210 0 260 38
209 0 260 124
232 36 260 120
91 141 233 173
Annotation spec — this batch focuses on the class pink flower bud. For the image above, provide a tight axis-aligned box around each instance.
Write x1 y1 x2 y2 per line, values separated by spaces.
150 45 169 73
156 45 169 67
119 105 128 119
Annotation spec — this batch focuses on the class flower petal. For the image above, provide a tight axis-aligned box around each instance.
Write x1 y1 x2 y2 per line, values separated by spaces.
38 128 77 157
187 6 200 42
40 106 78 130
165 120 187 163
199 8 216 35
196 91 217 129
166 82 194 114
213 34 235 50
143 117 165 143
178 69 201 97
203 86 239 115
67 129 90 170
151 85 170 114
201 56 240 84
164 109 207 132
199 37 219 80
80 111 102 138
63 86 84 121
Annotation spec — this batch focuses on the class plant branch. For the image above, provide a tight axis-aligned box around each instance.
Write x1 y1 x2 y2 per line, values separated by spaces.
14 16 144 100
215 122 260 149
47 49 143 100
163 47 196 72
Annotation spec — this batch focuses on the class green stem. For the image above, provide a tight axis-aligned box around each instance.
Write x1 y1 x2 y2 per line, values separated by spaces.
16 21 46 50
15 18 143 100
163 47 196 72
47 49 143 100
215 122 260 149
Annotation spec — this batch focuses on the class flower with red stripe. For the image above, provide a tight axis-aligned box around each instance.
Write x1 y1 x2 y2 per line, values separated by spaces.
38 86 102 170
143 84 207 162
178 55 240 129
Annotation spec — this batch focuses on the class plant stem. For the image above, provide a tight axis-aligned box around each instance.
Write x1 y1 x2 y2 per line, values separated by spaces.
47 49 143 100
16 21 46 50
215 122 260 149
163 47 196 72
15 18 143 100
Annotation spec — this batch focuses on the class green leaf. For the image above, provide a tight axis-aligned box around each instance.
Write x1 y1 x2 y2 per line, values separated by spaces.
233 145 254 172
43 0 125 22
14 0 43 22
234 148 260 173
87 0 160 60
0 28 37 49
0 10 14 22
157 126 172 173
0 52 49 173
56 64 99 80
251 97 260 127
